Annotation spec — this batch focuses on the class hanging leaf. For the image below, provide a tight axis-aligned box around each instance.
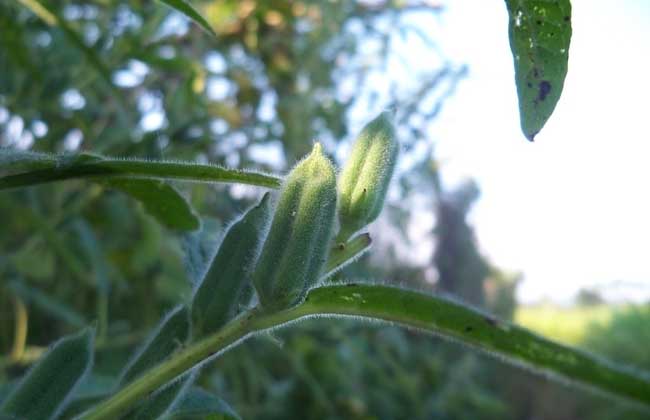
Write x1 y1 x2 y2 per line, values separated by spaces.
157 0 218 38
505 0 572 140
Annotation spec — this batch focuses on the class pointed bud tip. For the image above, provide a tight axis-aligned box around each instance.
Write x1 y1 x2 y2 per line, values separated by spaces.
311 142 323 155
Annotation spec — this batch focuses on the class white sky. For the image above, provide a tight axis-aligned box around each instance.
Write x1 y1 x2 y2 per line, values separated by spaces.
422 0 650 303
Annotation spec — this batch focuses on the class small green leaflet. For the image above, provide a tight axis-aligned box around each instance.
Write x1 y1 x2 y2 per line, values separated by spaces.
105 179 200 231
505 0 572 141
157 0 217 38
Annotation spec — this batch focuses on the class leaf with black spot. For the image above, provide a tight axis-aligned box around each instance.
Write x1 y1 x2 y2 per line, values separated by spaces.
505 0 572 140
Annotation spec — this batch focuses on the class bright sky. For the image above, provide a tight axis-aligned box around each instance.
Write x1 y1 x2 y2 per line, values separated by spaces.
424 0 650 303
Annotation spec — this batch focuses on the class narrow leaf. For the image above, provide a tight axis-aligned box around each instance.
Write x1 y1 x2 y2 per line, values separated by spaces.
119 305 191 386
505 0 572 140
0 328 94 420
157 0 217 38
298 284 650 407
181 218 221 286
191 193 272 336
168 387 241 420
0 152 282 190
105 179 200 231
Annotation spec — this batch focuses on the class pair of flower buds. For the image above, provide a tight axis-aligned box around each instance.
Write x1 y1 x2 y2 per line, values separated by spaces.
192 112 398 334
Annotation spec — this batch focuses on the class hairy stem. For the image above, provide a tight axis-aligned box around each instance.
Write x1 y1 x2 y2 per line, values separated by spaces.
81 284 650 419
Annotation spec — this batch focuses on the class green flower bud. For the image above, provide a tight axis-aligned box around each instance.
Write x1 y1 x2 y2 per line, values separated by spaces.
191 193 272 336
253 143 337 311
0 328 94 420
337 112 398 241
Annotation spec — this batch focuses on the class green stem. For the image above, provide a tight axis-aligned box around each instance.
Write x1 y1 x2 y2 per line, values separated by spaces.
81 285 650 419
0 158 282 191
322 233 372 280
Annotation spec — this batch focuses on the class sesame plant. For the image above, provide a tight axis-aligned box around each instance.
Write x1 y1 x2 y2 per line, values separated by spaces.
1 1 649 420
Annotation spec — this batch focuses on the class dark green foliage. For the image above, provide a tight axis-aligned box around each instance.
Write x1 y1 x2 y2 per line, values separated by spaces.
253 144 337 311
119 305 190 386
191 193 272 336
0 328 94 420
337 112 398 241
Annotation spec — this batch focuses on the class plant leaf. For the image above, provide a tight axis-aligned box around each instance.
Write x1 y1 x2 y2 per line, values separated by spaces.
297 284 650 407
119 305 191 386
0 328 94 420
157 0 217 38
104 179 200 231
0 152 282 190
181 218 222 286
168 387 241 420
505 0 572 140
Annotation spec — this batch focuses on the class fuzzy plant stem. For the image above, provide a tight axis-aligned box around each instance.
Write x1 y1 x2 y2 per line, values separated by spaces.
80 284 650 420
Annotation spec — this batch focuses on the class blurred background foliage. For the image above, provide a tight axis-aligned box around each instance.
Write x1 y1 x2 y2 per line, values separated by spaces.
0 1 648 419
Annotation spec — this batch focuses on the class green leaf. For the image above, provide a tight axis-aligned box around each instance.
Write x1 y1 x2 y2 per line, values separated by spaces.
505 0 572 140
168 387 241 420
119 305 191 386
0 328 94 420
84 284 650 420
72 220 110 294
296 284 650 407
0 152 282 191
322 233 372 280
104 179 200 231
157 0 217 38
191 193 272 336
